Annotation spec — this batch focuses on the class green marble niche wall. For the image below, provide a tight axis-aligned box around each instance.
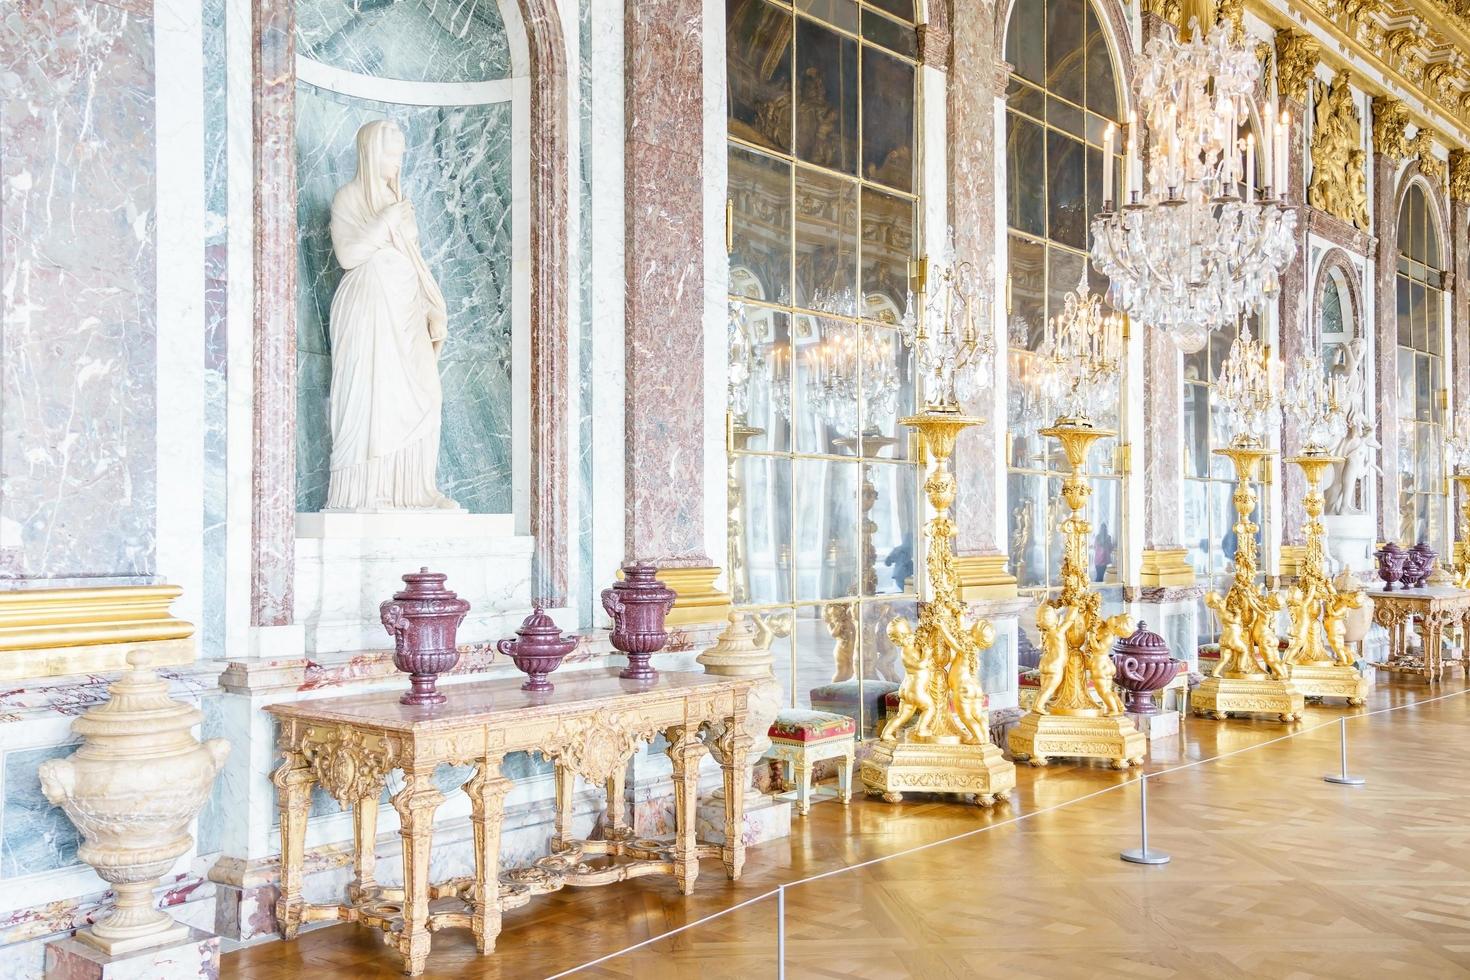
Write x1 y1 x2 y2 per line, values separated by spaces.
298 0 511 83
294 86 514 514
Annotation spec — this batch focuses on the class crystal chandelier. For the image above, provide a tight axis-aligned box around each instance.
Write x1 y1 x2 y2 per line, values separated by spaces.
1216 319 1280 447
1090 16 1297 353
1281 340 1346 455
1035 272 1125 426
804 330 899 437
898 237 995 412
727 302 755 423
1446 411 1470 473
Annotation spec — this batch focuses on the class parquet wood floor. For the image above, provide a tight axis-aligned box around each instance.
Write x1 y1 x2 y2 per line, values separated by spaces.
224 679 1470 979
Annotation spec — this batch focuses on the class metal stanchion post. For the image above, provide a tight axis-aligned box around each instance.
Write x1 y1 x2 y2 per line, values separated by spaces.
1120 772 1171 865
776 885 786 979
1323 716 1365 786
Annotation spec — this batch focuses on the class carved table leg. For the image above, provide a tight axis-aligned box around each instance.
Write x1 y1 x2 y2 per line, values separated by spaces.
271 751 315 940
1425 614 1445 683
606 761 629 839
666 725 708 895
552 762 576 851
716 721 751 881
465 755 511 955
390 766 445 976
348 795 378 904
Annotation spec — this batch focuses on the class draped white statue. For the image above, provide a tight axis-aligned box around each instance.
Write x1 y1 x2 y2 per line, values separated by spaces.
326 119 459 511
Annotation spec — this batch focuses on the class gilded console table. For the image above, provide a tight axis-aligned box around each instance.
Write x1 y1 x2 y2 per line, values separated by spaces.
266 669 753 976
1366 586 1470 682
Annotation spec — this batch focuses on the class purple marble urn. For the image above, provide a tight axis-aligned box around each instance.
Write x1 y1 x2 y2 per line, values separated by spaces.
1375 543 1407 591
380 568 470 706
1111 621 1182 715
498 607 577 692
601 563 677 681
1407 542 1438 588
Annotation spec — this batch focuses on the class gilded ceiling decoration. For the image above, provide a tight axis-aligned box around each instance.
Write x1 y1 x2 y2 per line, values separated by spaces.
1410 128 1446 182
1274 29 1321 103
1309 70 1371 228
1372 96 1412 158
1450 148 1470 202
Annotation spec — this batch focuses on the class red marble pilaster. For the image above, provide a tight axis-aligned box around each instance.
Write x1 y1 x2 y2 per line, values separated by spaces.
623 0 709 565
1278 97 1309 544
1372 151 1402 545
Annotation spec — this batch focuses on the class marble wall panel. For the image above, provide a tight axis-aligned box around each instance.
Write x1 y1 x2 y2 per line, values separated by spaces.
1 743 83 879
201 0 230 659
0 0 158 583
298 0 511 83
294 84 515 514
577 0 595 624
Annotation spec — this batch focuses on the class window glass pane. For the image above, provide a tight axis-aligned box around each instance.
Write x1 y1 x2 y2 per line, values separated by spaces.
727 0 794 153
866 0 913 24
1006 113 1046 237
1007 77 1045 119
794 315 858 451
795 0 857 31
729 305 793 451
735 455 793 604
860 48 914 191
794 19 857 174
1426 287 1442 356
1045 0 1085 105
1423 194 1440 268
863 461 916 595
793 458 859 600
794 166 858 314
729 146 793 305
860 187 913 317
1046 130 1086 249
861 9 917 58
1396 276 1412 348
1009 235 1047 351
1410 281 1426 349
1047 94 1084 138
1396 348 1415 420
1416 352 1432 422
1006 0 1044 85
1083 0 1117 120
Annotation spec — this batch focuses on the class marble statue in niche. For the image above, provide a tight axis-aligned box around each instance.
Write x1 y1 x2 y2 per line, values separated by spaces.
326 119 459 511
1323 337 1379 515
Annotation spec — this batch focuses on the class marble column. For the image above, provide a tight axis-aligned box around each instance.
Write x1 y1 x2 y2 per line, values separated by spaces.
623 0 729 622
250 0 296 629
1370 96 1409 546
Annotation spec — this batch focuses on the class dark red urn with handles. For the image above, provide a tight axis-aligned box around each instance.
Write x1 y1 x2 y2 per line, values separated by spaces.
380 568 471 705
601 563 677 681
1111 621 1182 715
498 607 577 692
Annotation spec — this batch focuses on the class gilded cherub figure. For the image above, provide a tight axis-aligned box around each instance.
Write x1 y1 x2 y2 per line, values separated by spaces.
1033 602 1078 714
1082 613 1133 716
1250 591 1288 678
881 618 938 741
949 619 995 744
1323 588 1364 666
1206 591 1250 677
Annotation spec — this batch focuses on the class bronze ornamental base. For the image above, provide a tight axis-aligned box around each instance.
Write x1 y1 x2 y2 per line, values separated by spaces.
861 737 1016 807
1288 662 1368 705
1193 675 1306 722
1007 712 1146 769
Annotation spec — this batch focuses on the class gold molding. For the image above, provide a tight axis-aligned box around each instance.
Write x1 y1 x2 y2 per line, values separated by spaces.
1410 128 1445 183
1274 29 1320 104
1452 149 1470 203
1138 549 1197 587
1309 70 1370 229
953 554 1019 600
655 566 733 627
1372 96 1412 159
0 585 195 680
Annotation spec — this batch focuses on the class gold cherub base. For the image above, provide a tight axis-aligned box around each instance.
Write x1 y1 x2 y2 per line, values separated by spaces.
1193 674 1305 722
1007 712 1146 769
1287 662 1368 705
861 735 1016 807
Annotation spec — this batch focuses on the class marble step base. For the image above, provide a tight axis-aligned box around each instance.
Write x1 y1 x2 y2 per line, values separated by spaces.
45 928 219 980
1126 709 1180 742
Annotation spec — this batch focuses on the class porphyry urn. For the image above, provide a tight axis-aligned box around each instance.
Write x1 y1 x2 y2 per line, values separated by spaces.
381 567 470 705
1111 621 1182 715
39 652 230 955
498 607 577 691
602 563 676 680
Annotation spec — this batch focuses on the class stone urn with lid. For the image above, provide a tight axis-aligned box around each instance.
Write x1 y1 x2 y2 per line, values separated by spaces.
39 652 230 955
1407 542 1438 588
602 563 677 680
498 607 577 691
1375 542 1407 591
381 568 471 705
1111 621 1183 715
698 612 781 786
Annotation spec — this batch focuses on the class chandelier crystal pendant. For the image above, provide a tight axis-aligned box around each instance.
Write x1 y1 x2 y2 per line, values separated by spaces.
1281 338 1347 455
898 235 995 412
1035 271 1126 427
1216 317 1280 448
1089 16 1297 353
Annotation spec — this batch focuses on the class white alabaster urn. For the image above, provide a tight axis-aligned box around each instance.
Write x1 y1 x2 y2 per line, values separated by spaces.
39 651 230 955
697 612 780 781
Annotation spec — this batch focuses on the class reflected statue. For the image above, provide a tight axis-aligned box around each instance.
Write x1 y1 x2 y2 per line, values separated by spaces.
326 120 459 512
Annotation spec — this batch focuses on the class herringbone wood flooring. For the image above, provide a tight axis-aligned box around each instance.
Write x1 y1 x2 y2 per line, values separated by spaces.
225 679 1470 979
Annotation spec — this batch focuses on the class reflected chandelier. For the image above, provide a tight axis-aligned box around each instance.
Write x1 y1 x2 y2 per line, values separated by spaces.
1090 17 1297 353
1216 321 1280 447
1281 331 1346 455
1036 272 1125 426
898 236 995 412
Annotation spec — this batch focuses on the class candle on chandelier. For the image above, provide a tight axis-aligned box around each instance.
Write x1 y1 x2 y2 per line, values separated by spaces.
1245 133 1255 203
1125 111 1138 201
1261 121 1272 196
1276 111 1290 199
1103 123 1115 209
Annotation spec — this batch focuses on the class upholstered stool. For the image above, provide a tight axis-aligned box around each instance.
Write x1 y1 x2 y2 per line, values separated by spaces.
808 680 898 737
765 710 856 816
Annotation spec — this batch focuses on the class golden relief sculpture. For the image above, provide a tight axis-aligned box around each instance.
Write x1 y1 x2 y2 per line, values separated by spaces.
1282 454 1370 704
1309 70 1371 230
1454 149 1470 205
1371 96 1411 159
1454 473 1470 589
1008 423 1145 770
1193 445 1307 723
1140 0 1183 27
1275 29 1321 103
861 411 1017 806
1410 128 1445 183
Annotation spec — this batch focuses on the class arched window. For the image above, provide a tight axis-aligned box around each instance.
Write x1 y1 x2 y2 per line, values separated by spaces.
1396 183 1448 548
725 0 921 732
1004 0 1124 594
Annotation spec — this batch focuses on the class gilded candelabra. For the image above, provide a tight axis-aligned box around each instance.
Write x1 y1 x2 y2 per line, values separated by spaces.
1455 474 1470 589
1008 423 1145 769
1446 416 1470 588
1193 441 1305 722
860 410 1016 806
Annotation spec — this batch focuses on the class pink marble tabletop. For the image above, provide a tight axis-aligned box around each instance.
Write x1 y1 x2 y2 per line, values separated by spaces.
264 668 748 733
1364 585 1470 600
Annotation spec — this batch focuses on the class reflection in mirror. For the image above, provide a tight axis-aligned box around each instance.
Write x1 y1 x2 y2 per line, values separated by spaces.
729 146 792 306
734 455 793 605
794 458 859 602
793 19 857 174
795 167 858 315
728 303 792 452
726 0 793 153
860 48 914 191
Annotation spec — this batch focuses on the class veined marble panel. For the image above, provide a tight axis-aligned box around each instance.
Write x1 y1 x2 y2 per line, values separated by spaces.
201 0 229 660
1 743 83 879
294 84 514 514
0 0 158 582
297 0 511 83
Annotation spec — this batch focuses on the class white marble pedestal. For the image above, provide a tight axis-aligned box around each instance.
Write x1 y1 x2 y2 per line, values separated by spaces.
1125 710 1180 742
1321 514 1376 576
696 790 792 846
45 928 219 980
294 511 534 653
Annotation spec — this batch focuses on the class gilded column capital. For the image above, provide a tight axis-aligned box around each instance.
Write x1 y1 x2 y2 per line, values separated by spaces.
1140 0 1181 28
1449 148 1470 204
1371 96 1411 159
1274 29 1319 104
1411 129 1445 183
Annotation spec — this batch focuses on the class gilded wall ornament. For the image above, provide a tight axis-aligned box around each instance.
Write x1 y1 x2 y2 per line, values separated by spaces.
1275 29 1320 103
1371 97 1411 159
1411 129 1445 183
1140 0 1182 28
1308 70 1370 230
1216 0 1245 42
1449 149 1470 203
